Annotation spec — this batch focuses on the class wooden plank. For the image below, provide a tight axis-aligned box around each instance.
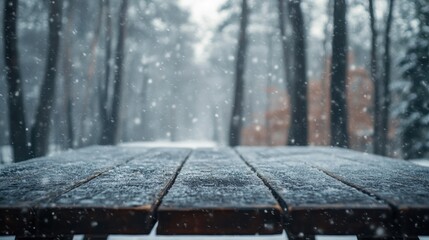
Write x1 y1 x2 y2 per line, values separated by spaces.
36 148 190 236
315 147 429 185
276 148 429 237
236 147 393 238
0 146 147 236
157 148 282 235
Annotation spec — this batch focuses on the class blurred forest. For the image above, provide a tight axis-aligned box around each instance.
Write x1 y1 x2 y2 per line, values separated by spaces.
1 0 429 162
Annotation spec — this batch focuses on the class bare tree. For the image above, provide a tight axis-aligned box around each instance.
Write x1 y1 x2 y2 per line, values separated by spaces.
78 0 104 147
286 0 308 146
110 0 128 143
62 0 76 149
265 31 274 145
369 0 381 154
229 0 249 146
379 0 395 156
3 0 31 161
277 0 290 146
330 0 349 148
30 0 63 157
277 0 291 90
100 0 128 145
99 0 112 144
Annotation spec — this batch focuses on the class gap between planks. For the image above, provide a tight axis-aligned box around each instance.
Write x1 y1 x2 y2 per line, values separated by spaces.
271 148 427 237
148 149 192 221
234 148 394 238
233 148 288 217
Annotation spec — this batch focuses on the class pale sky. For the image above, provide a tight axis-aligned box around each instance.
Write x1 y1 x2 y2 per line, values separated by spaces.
179 0 327 63
179 0 226 63
178 0 380 64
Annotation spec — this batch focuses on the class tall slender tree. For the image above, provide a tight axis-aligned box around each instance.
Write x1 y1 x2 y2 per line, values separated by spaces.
99 0 112 144
369 0 381 154
330 0 349 148
229 0 249 146
277 0 291 91
100 0 128 145
265 31 274 145
3 0 31 161
379 0 395 156
110 0 128 144
286 0 308 146
78 0 104 147
276 0 292 144
30 0 63 157
62 0 76 149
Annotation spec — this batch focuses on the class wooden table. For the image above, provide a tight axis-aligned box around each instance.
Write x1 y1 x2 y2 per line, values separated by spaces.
0 146 428 239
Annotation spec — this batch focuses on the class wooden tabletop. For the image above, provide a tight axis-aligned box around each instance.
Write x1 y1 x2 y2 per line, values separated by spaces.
0 146 428 238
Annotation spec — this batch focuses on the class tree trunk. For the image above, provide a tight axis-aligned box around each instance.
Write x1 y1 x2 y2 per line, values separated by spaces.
62 0 75 149
330 0 349 148
279 0 294 96
101 0 128 145
228 0 249 147
3 0 31 162
30 0 63 157
78 0 104 147
265 32 273 145
277 0 289 145
369 0 381 154
99 0 112 145
277 0 291 91
321 0 333 146
136 61 149 140
379 0 395 156
287 0 308 146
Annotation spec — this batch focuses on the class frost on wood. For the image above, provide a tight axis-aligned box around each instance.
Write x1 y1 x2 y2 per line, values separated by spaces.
314 146 429 182
36 148 190 235
51 148 188 207
237 147 392 237
0 146 141 205
157 148 282 235
1 147 203 235
275 147 429 236
0 146 148 236
280 151 429 236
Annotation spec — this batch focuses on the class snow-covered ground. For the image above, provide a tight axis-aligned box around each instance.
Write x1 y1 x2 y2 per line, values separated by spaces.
0 146 12 165
121 140 218 148
410 159 429 167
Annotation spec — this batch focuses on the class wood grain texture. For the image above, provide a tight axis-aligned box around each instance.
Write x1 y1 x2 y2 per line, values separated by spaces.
277 147 429 237
36 148 190 236
316 146 429 185
157 148 282 235
237 147 392 238
2 146 428 237
0 146 148 236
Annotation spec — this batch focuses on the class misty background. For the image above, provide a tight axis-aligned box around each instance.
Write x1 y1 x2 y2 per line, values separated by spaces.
1 0 428 163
